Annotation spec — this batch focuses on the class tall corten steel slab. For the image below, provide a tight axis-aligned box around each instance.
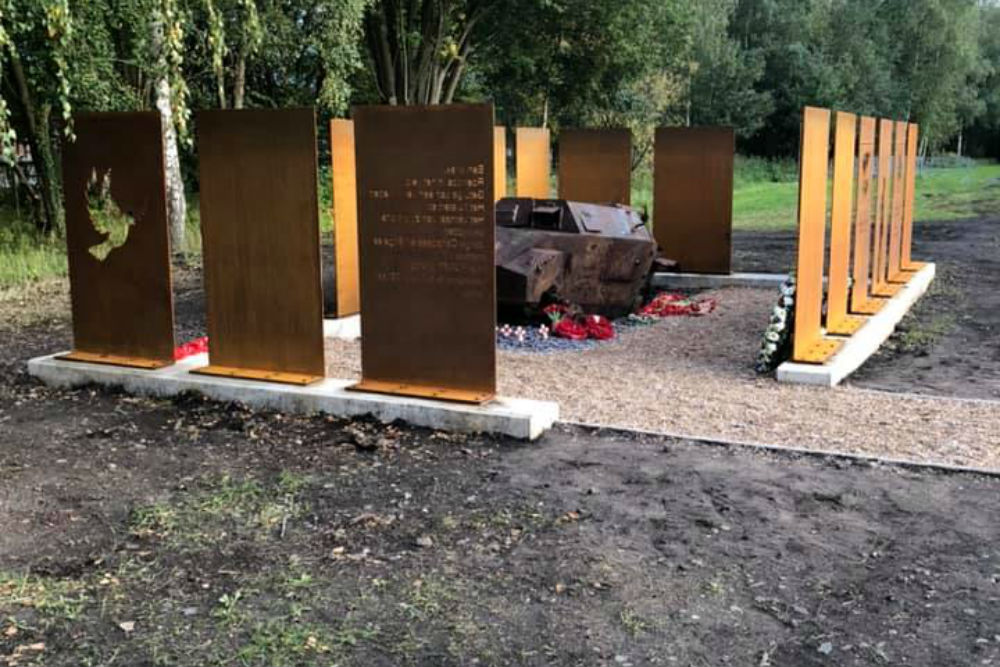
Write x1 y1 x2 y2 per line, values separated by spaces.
825 111 865 336
558 128 632 204
900 124 925 272
195 108 325 385
331 118 360 317
352 104 496 404
60 111 175 369
871 118 901 298
850 116 887 316
887 121 909 283
792 107 841 364
494 126 507 202
653 127 735 274
516 127 551 198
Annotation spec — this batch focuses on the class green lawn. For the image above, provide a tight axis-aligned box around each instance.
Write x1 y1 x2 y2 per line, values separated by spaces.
632 160 1000 233
0 214 67 289
1 160 998 289
726 161 1000 232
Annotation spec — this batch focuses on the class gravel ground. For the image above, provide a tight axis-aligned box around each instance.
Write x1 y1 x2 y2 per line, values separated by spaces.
326 286 1000 470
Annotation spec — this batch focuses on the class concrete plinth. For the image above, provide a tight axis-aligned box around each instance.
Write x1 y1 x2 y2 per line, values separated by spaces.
652 272 789 291
777 263 936 386
323 315 361 340
27 353 558 440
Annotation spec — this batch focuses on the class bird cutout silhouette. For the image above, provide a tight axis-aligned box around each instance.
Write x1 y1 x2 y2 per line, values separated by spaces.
86 168 134 261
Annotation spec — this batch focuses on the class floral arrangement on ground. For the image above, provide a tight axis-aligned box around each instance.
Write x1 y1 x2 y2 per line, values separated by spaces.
755 275 795 373
497 292 717 354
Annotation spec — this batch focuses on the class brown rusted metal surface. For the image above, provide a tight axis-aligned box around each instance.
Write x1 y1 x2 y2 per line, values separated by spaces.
792 107 841 364
653 127 734 274
352 104 496 404
494 127 507 202
59 111 175 368
495 198 655 316
849 116 887 316
331 118 360 317
515 127 551 199
871 119 901 298
901 123 926 272
194 108 325 385
557 128 632 205
887 121 908 283
826 112 866 335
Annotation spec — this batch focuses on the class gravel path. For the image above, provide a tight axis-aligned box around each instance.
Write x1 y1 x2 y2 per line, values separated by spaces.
326 286 1000 470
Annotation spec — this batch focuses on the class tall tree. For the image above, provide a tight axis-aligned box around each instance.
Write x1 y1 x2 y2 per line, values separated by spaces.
362 0 489 105
688 0 772 138
479 0 692 133
883 0 982 151
185 0 369 114
0 0 75 234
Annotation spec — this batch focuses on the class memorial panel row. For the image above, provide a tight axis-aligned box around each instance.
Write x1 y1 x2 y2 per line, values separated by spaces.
792 106 927 364
59 108 740 400
60 106 498 403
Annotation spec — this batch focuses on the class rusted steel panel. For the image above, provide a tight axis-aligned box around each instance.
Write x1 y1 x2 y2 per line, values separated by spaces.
194 108 325 385
515 127 551 199
849 116 887 316
653 127 734 274
59 111 175 369
494 126 507 202
352 104 496 404
871 119 901 298
826 112 866 335
901 124 925 272
331 118 360 317
557 128 632 204
887 121 908 283
792 107 841 363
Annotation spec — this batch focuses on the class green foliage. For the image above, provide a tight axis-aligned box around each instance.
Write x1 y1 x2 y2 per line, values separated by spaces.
689 0 773 137
85 168 134 261
480 0 692 131
185 0 369 113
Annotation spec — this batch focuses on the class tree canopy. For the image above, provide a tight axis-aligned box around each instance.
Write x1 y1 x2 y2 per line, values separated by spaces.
1 0 999 233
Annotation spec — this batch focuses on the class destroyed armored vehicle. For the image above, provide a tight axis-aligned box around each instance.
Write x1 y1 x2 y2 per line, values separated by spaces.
495 197 657 317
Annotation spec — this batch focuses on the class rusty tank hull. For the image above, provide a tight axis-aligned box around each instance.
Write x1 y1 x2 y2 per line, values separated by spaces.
495 197 656 317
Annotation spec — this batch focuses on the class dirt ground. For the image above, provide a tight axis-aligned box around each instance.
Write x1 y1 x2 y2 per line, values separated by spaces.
2 339 1000 665
734 216 1000 401
2 215 999 665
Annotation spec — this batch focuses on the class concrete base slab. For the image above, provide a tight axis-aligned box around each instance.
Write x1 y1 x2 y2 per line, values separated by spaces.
777 262 936 387
652 272 788 290
27 353 558 440
323 315 361 340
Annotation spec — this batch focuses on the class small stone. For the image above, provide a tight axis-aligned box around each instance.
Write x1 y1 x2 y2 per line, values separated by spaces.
181 607 198 617
415 535 434 548
119 621 136 634
818 642 833 655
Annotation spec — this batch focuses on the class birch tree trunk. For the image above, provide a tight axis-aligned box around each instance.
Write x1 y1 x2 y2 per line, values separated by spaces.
233 53 247 109
152 12 187 254
155 75 187 254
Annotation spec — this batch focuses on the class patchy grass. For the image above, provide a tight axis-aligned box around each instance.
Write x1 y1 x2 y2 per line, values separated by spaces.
0 215 66 289
912 162 1000 221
